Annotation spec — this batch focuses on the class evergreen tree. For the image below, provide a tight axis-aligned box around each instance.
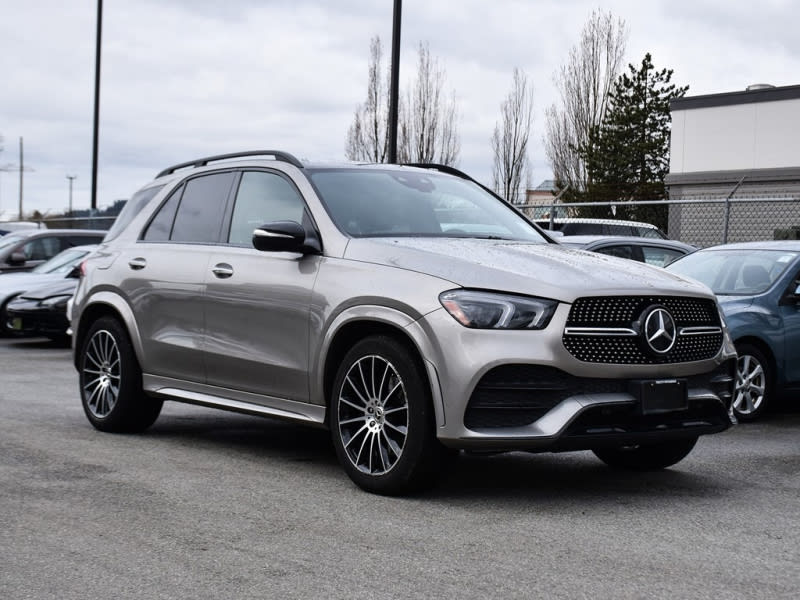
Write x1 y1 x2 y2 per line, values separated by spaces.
579 53 688 227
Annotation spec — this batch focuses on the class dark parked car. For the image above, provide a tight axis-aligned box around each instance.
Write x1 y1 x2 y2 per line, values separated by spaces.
6 278 78 344
558 235 696 267
0 245 97 336
667 241 800 421
0 229 105 273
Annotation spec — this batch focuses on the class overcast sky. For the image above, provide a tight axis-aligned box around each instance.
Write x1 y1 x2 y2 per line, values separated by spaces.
1 0 798 218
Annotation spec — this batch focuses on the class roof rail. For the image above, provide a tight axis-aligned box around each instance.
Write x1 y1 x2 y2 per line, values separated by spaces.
156 150 304 178
404 162 507 203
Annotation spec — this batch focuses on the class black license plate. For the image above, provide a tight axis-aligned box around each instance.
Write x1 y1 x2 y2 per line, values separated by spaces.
630 379 688 415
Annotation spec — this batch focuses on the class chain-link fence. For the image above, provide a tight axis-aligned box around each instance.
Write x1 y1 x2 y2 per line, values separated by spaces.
520 197 800 248
37 215 115 231
6 198 800 247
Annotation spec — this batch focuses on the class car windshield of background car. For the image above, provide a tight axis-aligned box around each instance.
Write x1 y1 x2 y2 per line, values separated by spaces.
668 249 798 295
31 248 90 274
307 169 547 242
0 234 25 251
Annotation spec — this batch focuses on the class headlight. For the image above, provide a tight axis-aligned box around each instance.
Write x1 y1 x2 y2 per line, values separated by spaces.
40 295 72 310
439 289 557 330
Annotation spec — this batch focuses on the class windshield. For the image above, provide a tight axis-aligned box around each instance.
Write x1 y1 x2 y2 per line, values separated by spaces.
307 168 548 242
31 247 92 274
0 234 24 251
667 249 798 295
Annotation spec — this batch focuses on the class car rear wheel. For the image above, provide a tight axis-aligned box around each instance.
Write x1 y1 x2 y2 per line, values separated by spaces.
330 335 448 495
593 437 698 471
79 316 162 432
733 343 771 422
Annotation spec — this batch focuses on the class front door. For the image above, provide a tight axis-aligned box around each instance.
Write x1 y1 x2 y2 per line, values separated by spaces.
203 170 320 403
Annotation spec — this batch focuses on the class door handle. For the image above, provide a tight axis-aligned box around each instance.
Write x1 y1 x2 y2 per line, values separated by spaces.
128 257 147 270
212 263 234 278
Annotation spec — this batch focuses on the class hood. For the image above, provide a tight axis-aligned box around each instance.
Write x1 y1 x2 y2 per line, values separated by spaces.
717 295 755 316
19 279 78 301
343 238 712 302
0 272 66 302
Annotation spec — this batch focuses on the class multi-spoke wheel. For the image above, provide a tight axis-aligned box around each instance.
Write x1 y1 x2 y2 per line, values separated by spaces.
330 335 449 495
732 343 772 422
593 437 698 471
79 316 162 432
337 353 408 476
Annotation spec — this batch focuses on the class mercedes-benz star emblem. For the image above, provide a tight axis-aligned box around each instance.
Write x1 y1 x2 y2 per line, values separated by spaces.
642 306 676 354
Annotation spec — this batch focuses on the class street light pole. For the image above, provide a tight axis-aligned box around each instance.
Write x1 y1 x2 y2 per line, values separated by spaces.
67 175 77 215
18 137 24 220
387 0 402 164
91 0 103 211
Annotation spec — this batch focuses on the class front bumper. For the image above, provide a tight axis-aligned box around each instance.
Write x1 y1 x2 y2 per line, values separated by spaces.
415 305 737 451
6 302 69 337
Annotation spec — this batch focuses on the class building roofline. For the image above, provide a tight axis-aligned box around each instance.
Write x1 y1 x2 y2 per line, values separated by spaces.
666 166 800 186
670 83 800 111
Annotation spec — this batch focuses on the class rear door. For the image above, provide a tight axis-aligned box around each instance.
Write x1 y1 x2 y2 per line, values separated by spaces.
120 171 234 383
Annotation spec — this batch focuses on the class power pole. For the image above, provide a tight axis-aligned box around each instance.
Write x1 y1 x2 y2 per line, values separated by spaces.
67 175 77 215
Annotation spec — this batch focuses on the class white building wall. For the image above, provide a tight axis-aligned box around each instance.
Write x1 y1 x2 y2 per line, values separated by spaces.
670 97 800 173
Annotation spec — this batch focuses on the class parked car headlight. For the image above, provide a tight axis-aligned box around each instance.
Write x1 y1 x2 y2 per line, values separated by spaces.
40 295 72 310
439 290 557 330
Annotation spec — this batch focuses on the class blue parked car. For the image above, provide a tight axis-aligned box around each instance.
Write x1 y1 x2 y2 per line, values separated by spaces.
667 241 800 421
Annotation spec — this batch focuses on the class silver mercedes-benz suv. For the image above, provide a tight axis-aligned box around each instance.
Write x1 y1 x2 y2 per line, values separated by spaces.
71 151 736 495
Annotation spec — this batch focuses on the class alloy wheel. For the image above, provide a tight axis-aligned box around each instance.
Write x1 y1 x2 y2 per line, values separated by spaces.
82 329 122 419
734 353 766 417
337 354 409 475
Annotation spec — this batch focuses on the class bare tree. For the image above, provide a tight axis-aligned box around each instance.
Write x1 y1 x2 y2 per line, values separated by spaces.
345 37 389 162
544 9 627 195
346 40 460 165
491 68 534 203
398 43 460 165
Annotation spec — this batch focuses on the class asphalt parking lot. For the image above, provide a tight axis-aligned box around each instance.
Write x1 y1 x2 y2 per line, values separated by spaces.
1 336 798 600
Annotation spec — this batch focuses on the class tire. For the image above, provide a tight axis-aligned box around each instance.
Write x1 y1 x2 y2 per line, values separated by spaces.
330 335 449 495
733 343 772 422
79 316 162 433
593 437 698 471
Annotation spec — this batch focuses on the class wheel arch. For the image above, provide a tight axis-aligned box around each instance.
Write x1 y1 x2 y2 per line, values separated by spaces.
73 292 142 370
733 335 777 386
318 309 444 428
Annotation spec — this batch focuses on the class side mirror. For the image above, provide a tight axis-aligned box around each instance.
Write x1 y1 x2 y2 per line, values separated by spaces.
8 251 27 266
252 221 320 254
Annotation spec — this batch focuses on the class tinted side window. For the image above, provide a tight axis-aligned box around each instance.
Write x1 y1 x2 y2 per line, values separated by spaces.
228 171 306 245
65 235 103 247
564 223 596 235
641 246 685 267
171 173 234 243
24 236 61 260
595 244 635 261
105 184 165 242
143 184 183 241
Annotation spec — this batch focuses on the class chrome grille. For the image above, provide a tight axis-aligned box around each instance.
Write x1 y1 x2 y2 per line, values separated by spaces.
563 296 722 364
